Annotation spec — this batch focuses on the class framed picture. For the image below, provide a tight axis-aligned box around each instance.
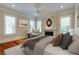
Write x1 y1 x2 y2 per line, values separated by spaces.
19 19 28 28
46 18 52 27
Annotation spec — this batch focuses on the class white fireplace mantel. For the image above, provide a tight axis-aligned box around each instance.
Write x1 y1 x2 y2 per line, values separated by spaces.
43 28 56 31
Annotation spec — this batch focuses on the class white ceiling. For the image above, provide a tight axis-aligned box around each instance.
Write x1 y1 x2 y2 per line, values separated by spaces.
0 3 76 17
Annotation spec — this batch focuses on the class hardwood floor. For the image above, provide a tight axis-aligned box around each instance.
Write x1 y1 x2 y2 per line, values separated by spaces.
0 38 25 55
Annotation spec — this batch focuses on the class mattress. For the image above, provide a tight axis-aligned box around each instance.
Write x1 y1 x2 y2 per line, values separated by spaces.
5 44 74 55
43 43 74 55
5 45 25 55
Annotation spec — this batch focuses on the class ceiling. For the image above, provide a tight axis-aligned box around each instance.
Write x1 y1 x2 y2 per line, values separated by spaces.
0 3 76 17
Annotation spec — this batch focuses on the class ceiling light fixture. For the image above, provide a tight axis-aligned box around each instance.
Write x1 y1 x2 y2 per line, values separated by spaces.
12 4 15 7
60 5 64 8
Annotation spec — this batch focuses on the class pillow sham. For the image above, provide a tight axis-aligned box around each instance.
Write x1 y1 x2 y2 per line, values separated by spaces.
52 33 63 46
60 32 72 49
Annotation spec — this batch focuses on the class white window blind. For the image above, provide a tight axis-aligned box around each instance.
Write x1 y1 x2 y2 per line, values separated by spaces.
30 20 35 32
5 16 16 34
37 20 41 32
30 19 41 33
60 16 71 33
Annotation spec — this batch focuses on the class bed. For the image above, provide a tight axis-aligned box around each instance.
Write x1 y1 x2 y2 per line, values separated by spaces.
5 35 74 55
43 43 74 55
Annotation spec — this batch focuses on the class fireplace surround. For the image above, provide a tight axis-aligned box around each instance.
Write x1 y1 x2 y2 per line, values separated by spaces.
45 31 53 36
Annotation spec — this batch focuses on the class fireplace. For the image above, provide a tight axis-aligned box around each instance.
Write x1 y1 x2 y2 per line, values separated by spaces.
45 31 53 36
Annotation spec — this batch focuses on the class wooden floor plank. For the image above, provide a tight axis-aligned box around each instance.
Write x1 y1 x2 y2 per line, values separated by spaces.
0 38 25 55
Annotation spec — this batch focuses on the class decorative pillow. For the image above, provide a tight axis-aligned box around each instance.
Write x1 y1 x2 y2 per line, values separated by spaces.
60 32 72 49
52 33 63 46
68 39 79 54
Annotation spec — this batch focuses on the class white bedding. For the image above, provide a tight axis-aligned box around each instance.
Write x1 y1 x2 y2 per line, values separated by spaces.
5 36 75 55
43 43 73 55
23 36 53 55
5 45 25 55
5 43 74 55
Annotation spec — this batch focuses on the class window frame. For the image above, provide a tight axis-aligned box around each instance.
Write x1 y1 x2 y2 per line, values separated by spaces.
30 19 35 33
60 15 71 33
37 19 42 32
4 15 16 35
29 19 42 33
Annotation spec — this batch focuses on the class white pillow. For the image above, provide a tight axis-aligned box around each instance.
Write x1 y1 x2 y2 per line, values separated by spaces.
68 40 79 54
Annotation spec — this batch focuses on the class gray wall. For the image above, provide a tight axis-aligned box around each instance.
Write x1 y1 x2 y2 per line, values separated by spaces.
41 9 75 36
0 6 29 38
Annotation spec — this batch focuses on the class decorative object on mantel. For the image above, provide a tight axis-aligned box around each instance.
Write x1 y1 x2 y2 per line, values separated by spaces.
19 19 28 28
46 18 52 27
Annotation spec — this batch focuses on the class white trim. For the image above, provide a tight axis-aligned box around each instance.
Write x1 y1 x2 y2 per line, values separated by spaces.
60 15 71 33
3 15 16 35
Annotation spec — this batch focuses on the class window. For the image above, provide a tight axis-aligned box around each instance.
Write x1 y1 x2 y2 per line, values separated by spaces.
30 19 41 33
30 20 35 32
60 16 71 33
5 16 16 34
37 20 41 32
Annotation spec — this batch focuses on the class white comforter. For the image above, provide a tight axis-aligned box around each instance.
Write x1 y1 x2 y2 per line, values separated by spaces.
5 36 74 55
43 43 71 55
33 36 53 55
23 36 74 55
23 36 53 55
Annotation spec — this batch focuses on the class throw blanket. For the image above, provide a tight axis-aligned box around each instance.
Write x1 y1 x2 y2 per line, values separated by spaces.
22 36 47 50
22 36 53 55
33 36 53 55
